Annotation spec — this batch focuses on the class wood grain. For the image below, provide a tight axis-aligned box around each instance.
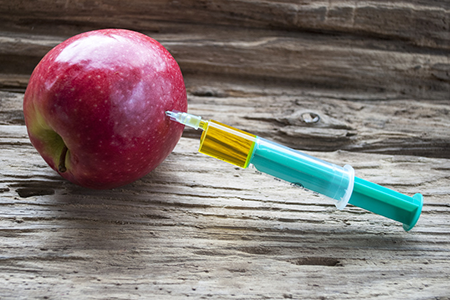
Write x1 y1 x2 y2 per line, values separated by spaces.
1 123 450 299
1 1 449 48
1 1 449 100
1 90 450 299
0 1 449 299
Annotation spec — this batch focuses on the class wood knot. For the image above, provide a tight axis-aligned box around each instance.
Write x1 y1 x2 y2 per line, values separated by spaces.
300 112 321 124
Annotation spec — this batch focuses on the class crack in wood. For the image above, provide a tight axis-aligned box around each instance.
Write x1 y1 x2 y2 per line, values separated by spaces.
16 188 55 198
288 257 342 267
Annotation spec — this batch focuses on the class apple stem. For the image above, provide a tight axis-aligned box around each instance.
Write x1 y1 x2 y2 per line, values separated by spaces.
58 145 68 173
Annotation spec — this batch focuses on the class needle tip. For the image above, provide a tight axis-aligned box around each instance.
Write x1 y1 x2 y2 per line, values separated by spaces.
165 110 179 121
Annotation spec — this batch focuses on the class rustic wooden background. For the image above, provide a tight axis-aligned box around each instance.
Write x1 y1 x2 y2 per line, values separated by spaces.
1 1 449 299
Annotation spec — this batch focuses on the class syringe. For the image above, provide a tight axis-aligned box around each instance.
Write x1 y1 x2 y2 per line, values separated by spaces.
166 111 423 231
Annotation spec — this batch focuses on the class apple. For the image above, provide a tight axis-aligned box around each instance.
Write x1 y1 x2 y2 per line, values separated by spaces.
23 29 187 189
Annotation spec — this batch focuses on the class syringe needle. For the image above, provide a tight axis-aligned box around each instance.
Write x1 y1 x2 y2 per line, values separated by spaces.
165 110 178 120
166 110 204 130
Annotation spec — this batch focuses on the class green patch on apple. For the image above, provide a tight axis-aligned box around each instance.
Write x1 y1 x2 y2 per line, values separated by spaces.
26 109 69 171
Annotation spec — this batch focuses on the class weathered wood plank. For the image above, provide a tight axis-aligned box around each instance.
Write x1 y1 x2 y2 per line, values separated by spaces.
182 92 450 158
1 1 449 99
1 0 449 49
1 125 450 299
1 29 449 99
167 31 450 100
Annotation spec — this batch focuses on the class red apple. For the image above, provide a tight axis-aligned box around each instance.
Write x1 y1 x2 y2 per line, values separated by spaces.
23 29 187 189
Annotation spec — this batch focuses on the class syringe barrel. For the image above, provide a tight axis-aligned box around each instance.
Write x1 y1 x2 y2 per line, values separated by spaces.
250 138 355 209
197 120 355 209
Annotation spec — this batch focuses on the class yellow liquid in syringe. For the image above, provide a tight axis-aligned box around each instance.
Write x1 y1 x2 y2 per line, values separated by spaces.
198 120 256 168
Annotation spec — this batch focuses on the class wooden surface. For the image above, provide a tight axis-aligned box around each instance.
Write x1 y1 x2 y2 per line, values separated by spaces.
1 1 450 299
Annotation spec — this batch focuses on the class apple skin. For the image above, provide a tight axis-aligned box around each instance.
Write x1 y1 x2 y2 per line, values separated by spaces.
23 29 187 189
